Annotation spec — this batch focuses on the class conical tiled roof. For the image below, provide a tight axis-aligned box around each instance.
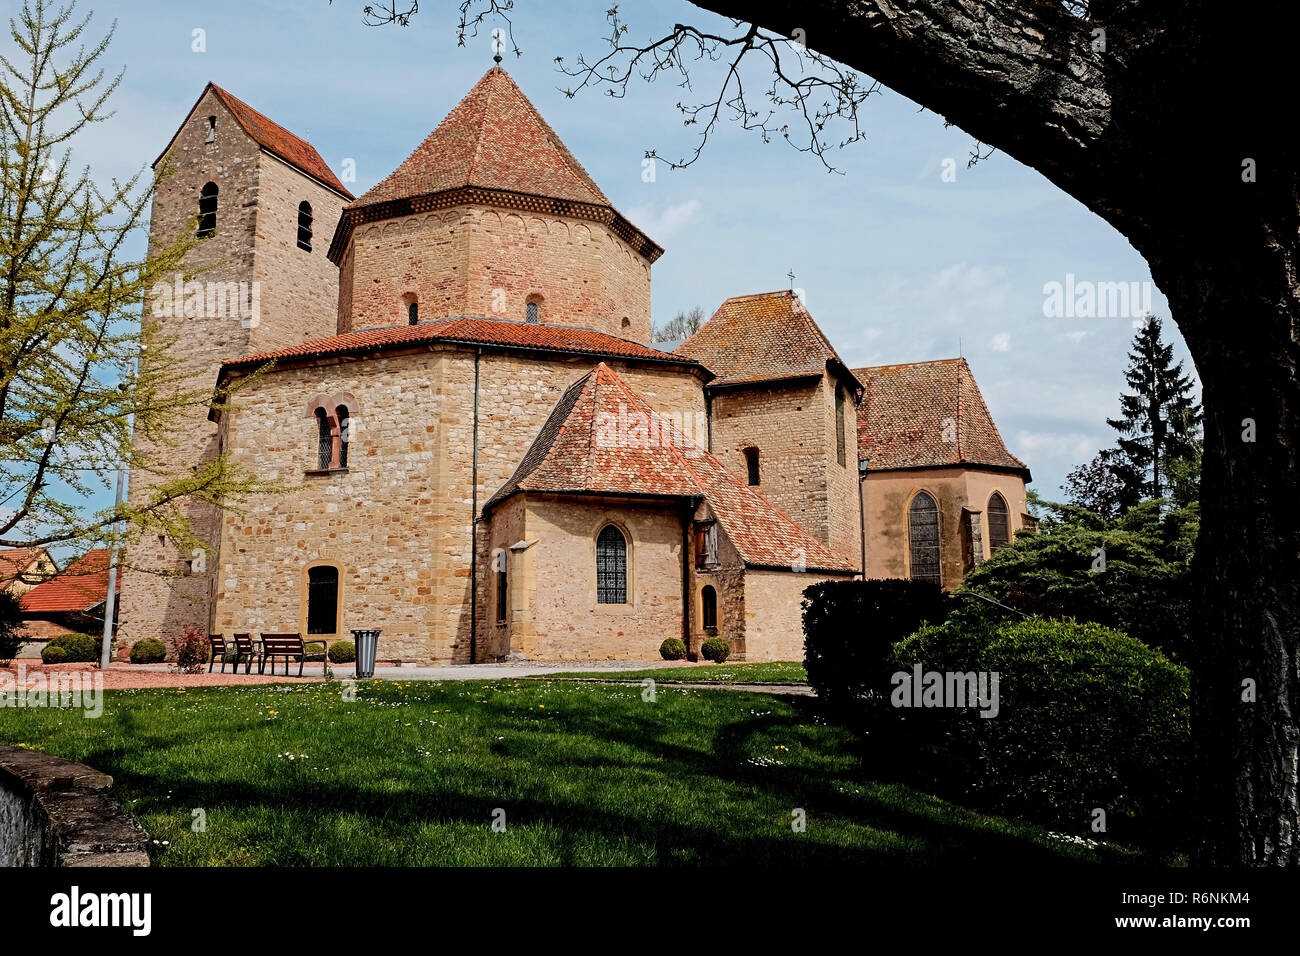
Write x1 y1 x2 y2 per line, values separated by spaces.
351 66 610 210
853 358 1029 476
328 66 661 263
675 290 861 390
485 364 858 573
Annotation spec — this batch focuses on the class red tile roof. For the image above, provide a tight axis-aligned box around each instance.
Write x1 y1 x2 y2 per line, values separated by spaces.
329 67 660 264
20 550 110 614
486 364 857 573
675 290 860 390
853 358 1029 475
155 83 352 198
221 317 706 373
353 66 609 210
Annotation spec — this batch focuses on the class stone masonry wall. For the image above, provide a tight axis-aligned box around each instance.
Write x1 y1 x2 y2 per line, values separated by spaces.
215 345 705 663
337 205 652 342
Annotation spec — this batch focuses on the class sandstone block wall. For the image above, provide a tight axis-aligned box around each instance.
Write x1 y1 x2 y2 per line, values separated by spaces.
336 205 652 342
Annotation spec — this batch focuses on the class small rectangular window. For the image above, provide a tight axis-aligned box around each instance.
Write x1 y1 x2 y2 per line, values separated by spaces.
694 524 718 567
835 386 847 467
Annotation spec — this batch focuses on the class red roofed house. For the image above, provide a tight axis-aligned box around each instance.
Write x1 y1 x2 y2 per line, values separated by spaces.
0 547 56 597
117 67 1029 664
19 550 113 643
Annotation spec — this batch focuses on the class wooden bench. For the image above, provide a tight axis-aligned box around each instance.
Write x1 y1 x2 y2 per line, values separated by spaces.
232 633 256 675
257 633 327 677
208 634 240 674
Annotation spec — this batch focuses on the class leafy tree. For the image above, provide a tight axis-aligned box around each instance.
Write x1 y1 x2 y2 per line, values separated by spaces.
0 1 267 565
1105 315 1202 504
951 499 1199 665
1061 448 1130 519
651 306 705 344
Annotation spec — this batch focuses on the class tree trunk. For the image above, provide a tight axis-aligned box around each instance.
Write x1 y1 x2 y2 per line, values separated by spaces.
1150 237 1300 864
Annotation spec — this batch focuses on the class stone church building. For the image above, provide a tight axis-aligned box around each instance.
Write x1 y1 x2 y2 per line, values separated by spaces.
117 67 1032 664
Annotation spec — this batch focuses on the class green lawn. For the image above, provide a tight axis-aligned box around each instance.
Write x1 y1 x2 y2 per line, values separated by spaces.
545 661 808 684
1 679 1137 865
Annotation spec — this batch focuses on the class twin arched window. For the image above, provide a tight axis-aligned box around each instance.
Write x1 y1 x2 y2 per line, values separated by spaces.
313 404 352 470
198 182 218 238
908 491 941 586
297 201 313 251
596 525 627 604
987 492 1010 551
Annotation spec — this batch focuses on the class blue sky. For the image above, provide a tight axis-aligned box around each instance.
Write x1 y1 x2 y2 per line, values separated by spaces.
15 0 1197 508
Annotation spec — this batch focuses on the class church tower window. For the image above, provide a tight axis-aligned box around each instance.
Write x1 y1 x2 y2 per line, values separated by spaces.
297 201 313 251
744 447 760 486
835 385 847 467
525 295 544 324
197 182 218 238
336 406 351 468
315 408 332 470
596 525 627 604
701 585 718 630
908 491 941 586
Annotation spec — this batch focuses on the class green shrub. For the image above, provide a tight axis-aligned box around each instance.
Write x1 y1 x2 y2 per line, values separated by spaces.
327 640 356 663
40 644 69 664
950 500 1197 664
802 579 950 720
889 617 1190 845
700 638 730 663
129 638 167 664
659 638 686 660
45 632 100 663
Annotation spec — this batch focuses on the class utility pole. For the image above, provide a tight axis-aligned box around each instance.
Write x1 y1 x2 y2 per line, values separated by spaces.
98 465 126 669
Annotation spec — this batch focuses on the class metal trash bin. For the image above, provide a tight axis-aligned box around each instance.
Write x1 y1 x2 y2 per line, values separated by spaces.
350 628 381 679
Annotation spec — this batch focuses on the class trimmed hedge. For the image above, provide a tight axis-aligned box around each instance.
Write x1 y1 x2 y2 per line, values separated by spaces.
40 644 68 664
889 617 1190 844
700 638 730 663
327 641 356 664
130 638 168 664
801 579 949 719
659 638 686 661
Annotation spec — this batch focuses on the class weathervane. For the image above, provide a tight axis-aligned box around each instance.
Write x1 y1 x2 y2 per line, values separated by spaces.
787 268 796 290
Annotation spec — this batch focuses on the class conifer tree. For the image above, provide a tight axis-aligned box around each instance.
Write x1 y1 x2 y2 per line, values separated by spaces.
1105 315 1202 504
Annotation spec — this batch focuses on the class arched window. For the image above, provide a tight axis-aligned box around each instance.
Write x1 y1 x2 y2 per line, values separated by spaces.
526 301 540 324
408 302 419 325
596 525 627 604
198 182 218 238
701 585 717 629
336 406 351 468
204 115 216 143
315 408 332 470
987 492 1010 551
835 386 847 467
496 552 508 624
306 565 340 635
908 491 941 586
744 447 760 486
297 201 313 251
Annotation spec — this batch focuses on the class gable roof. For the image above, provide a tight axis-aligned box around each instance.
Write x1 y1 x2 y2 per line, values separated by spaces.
0 547 52 587
674 290 861 391
20 550 109 614
486 363 857 573
853 358 1029 476
220 317 708 376
328 67 660 263
155 83 352 199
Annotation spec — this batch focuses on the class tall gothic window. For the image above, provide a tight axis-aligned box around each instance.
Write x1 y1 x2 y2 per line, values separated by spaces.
835 386 847 467
908 491 941 586
297 201 313 251
496 557 508 624
408 301 419 325
701 585 717 629
198 182 218 238
596 525 627 604
987 492 1010 551
306 565 339 635
315 408 332 470
744 447 760 486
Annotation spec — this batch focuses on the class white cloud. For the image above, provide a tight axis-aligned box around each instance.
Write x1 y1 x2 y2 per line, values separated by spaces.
625 199 702 241
990 332 1010 352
